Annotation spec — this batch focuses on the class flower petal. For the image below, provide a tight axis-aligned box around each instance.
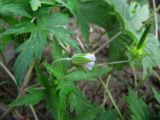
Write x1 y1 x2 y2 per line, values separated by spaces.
84 54 96 62
84 62 94 70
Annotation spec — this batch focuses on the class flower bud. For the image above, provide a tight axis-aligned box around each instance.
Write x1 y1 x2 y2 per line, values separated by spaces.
72 53 96 70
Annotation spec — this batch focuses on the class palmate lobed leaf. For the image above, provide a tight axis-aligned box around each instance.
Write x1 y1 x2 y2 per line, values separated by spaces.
14 31 47 86
38 13 80 51
1 12 80 86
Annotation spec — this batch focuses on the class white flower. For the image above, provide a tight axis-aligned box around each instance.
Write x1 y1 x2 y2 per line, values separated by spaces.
84 62 95 70
83 54 96 70
84 54 96 62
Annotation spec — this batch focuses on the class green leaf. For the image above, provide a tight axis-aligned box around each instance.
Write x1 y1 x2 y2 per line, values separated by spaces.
44 62 68 79
52 37 69 78
14 30 47 86
56 0 77 16
109 33 132 62
38 13 80 51
76 107 116 120
126 90 151 120
56 80 75 120
35 67 49 88
76 0 117 39
47 91 70 120
0 22 37 36
0 0 31 17
69 90 92 115
142 34 160 79
65 66 112 81
54 32 80 51
10 89 45 106
105 0 149 37
37 13 70 30
106 0 150 64
30 0 41 11
53 36 63 59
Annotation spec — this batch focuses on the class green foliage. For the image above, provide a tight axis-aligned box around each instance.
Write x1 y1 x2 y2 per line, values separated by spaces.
142 34 160 79
0 0 31 17
126 90 151 120
0 0 160 120
14 31 47 86
1 12 80 85
65 66 112 81
76 107 116 120
10 89 46 106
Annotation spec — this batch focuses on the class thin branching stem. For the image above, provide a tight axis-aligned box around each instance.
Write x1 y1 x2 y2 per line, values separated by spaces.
132 68 137 88
99 76 124 120
94 31 122 54
153 70 160 82
29 105 39 120
152 0 158 39
0 61 17 85
23 60 35 88
52 58 72 66
96 60 130 67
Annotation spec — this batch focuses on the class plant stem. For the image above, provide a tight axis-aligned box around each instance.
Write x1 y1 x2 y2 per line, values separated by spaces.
153 70 160 82
52 58 72 66
29 105 39 120
152 0 158 39
96 60 130 67
23 60 35 88
94 31 122 54
0 61 17 85
132 68 137 88
99 76 124 120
